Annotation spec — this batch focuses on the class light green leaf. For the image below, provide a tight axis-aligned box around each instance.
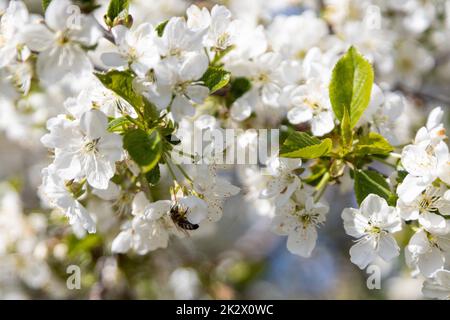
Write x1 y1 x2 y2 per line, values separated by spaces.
201 66 230 93
281 139 332 159
105 0 129 27
280 131 332 159
329 46 374 128
95 70 158 121
354 169 396 205
107 116 131 132
123 129 162 173
353 132 393 156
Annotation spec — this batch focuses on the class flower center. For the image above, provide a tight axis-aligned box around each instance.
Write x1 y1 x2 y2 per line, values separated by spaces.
216 33 230 49
56 31 70 45
83 138 100 153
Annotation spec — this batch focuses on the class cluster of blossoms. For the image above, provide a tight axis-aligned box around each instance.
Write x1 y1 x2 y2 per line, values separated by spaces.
0 0 450 299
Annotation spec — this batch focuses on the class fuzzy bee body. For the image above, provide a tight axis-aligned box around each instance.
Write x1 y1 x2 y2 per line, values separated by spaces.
170 204 199 231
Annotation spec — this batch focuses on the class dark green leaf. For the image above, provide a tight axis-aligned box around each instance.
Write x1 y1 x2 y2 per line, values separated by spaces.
123 129 162 173
145 164 160 185
329 46 374 128
155 20 168 37
354 169 396 205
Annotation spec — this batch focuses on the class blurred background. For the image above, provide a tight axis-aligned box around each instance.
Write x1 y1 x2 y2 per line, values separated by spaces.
0 0 449 299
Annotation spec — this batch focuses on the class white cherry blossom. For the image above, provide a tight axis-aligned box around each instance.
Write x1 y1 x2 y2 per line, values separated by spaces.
20 0 101 83
112 192 172 254
101 23 160 78
406 229 450 278
422 269 450 300
272 188 328 257
39 166 95 233
260 157 302 207
41 109 123 189
342 194 402 269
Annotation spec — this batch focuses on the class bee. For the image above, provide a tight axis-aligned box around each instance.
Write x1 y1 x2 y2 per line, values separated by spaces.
170 203 199 232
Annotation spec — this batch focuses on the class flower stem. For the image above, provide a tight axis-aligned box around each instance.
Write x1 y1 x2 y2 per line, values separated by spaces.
164 156 178 182
176 164 194 183
314 172 330 202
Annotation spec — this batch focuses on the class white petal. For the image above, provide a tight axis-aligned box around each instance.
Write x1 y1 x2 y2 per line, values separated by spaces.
286 225 317 257
349 237 377 269
92 181 120 201
132 192 149 216
171 95 195 122
180 52 209 81
111 229 132 253
397 175 430 203
20 24 54 52
287 107 313 125
80 109 108 140
230 101 252 121
84 154 114 190
360 194 385 216
186 85 209 104
418 246 444 277
426 107 443 130
408 229 431 254
145 200 172 220
341 208 368 238
311 111 334 136
419 212 446 231
101 52 127 68
377 234 400 261
45 0 73 31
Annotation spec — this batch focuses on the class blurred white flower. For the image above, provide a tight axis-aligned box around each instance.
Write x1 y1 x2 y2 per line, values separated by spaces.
272 188 328 257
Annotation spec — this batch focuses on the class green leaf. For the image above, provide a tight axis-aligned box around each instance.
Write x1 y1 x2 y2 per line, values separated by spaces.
353 132 393 156
354 169 396 205
281 131 321 152
96 70 138 106
280 131 332 159
145 164 160 185
341 107 353 148
281 139 332 159
201 66 231 93
155 20 168 37
329 46 374 128
123 129 162 173
42 0 52 11
226 77 252 106
107 116 131 132
105 0 129 27
95 70 158 122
